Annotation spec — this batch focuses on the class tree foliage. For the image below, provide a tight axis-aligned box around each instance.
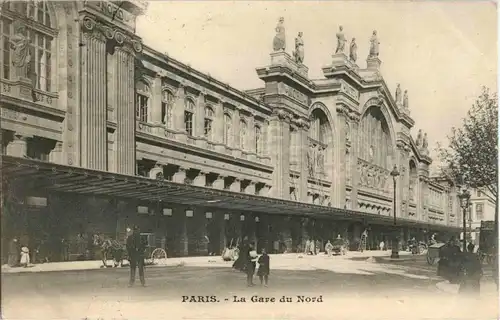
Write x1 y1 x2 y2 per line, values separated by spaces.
437 86 498 202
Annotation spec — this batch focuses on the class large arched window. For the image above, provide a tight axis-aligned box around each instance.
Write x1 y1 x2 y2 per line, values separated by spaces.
184 99 195 136
204 106 214 140
359 106 392 169
135 80 150 122
255 125 262 155
239 119 247 150
1 1 54 91
161 90 174 127
223 113 232 146
308 108 333 178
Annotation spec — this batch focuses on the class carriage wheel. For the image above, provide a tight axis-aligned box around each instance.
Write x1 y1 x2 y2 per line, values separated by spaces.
151 248 168 265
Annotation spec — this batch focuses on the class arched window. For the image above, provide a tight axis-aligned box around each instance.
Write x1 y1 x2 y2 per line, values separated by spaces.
161 90 174 127
1 1 54 91
223 113 232 146
359 106 392 169
204 106 214 140
255 125 262 155
184 99 195 136
135 80 150 122
239 119 247 150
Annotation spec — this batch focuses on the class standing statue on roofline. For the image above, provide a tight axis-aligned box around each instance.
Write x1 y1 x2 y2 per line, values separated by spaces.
335 25 347 54
395 84 402 104
293 32 304 64
349 38 357 62
369 30 380 58
273 17 286 52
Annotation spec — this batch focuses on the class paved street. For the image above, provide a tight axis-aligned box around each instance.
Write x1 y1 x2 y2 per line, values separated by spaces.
2 254 498 320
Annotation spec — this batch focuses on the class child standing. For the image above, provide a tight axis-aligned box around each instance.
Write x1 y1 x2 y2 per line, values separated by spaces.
257 248 270 287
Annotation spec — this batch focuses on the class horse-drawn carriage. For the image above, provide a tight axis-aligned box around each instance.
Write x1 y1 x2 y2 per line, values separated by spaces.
93 232 167 268
426 242 446 265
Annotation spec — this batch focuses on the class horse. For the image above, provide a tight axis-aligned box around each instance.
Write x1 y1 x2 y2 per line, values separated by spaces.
92 234 127 268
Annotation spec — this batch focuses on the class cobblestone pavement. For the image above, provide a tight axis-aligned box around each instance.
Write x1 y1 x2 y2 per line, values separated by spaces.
2 254 498 320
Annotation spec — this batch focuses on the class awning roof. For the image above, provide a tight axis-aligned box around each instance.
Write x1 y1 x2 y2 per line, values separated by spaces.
1 155 460 232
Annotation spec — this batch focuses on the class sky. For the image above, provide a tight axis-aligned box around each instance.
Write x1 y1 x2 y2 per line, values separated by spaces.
136 1 497 160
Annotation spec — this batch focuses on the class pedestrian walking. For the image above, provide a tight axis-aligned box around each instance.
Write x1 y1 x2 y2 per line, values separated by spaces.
379 240 385 251
325 240 333 256
126 226 146 287
20 246 30 268
8 237 20 267
257 248 270 286
459 245 482 296
246 244 257 287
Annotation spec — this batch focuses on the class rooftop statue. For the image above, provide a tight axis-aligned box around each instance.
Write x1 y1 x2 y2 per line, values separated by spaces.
395 84 402 104
293 32 304 64
422 133 428 150
368 30 380 58
335 26 347 54
415 129 423 147
403 90 409 109
273 17 286 52
349 38 357 63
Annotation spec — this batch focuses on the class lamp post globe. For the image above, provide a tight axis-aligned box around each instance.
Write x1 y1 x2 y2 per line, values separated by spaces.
390 165 400 259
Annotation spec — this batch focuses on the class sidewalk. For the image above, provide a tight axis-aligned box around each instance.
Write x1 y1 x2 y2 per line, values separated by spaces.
1 250 411 274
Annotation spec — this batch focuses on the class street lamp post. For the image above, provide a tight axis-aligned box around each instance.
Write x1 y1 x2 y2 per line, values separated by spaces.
390 165 400 259
458 188 471 252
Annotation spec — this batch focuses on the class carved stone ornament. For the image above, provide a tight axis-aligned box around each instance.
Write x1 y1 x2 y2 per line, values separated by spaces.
274 108 291 121
81 16 143 54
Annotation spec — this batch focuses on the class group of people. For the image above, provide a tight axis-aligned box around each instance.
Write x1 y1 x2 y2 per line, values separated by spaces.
438 237 483 295
7 237 31 268
231 241 271 287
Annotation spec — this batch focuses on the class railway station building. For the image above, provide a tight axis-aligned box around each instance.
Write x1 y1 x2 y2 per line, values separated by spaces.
1 0 461 261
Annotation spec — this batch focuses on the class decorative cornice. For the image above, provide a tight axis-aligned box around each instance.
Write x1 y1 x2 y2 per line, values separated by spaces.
336 104 360 122
81 15 143 54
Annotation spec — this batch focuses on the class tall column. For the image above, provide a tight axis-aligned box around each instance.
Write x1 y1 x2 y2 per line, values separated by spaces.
248 114 256 153
115 45 138 175
333 112 347 207
350 121 360 209
269 109 291 199
6 134 28 157
173 84 186 135
195 92 206 138
232 108 240 149
296 120 309 202
151 74 163 125
214 99 225 152
80 17 107 170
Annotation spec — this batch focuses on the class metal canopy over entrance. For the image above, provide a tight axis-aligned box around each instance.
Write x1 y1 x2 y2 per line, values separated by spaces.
1 155 460 232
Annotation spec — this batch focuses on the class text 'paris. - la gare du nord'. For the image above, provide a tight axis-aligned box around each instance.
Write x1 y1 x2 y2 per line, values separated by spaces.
181 295 324 303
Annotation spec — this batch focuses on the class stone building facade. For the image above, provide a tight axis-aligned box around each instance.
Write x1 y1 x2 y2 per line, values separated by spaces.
1 1 460 260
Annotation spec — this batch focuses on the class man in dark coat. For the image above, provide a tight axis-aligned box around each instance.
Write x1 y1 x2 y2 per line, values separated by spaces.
459 245 482 296
8 237 20 267
126 226 146 287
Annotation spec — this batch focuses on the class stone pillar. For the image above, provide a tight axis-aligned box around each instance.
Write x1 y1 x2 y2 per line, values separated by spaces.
173 167 187 184
297 120 309 202
229 178 241 193
80 19 107 171
173 84 186 136
350 121 360 210
244 181 256 195
214 99 225 151
213 175 225 190
195 92 206 139
268 109 291 199
49 141 63 164
193 171 207 187
178 211 189 256
232 108 240 148
281 217 293 253
248 114 256 153
151 74 163 124
333 111 347 207
6 134 28 157
115 46 137 175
